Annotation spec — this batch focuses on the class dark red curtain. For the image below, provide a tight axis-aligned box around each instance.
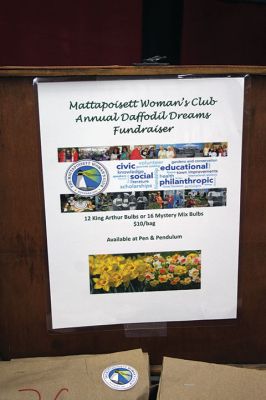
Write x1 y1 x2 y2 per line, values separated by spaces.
181 0 266 65
0 1 142 65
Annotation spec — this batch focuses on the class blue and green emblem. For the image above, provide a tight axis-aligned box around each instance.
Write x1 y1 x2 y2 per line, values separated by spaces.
102 364 138 391
66 160 109 196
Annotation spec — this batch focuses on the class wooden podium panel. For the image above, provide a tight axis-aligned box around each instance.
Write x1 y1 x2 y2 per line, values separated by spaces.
0 66 266 363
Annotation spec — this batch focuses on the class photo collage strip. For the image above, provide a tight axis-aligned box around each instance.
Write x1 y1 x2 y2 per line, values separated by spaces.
58 142 228 162
61 189 227 213
59 141 228 213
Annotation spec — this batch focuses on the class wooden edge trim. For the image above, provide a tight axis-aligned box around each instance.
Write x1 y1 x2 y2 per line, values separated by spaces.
0 65 266 77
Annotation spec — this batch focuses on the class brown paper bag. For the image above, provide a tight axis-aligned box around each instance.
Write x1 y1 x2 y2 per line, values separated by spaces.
83 348 150 400
157 357 266 400
0 358 90 400
1 349 149 400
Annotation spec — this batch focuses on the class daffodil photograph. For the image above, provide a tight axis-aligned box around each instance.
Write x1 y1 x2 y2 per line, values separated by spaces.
89 250 201 294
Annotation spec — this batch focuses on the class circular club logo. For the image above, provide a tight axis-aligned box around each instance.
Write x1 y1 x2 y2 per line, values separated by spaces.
66 160 109 196
102 364 138 391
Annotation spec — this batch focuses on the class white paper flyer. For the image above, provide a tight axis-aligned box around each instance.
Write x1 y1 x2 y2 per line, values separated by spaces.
36 76 245 329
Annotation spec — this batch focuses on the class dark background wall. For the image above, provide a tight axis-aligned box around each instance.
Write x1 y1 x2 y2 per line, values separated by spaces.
0 1 142 65
181 0 266 65
142 0 184 64
1 0 266 66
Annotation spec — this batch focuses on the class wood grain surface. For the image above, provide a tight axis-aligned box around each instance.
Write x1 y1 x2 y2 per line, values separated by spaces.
0 67 265 363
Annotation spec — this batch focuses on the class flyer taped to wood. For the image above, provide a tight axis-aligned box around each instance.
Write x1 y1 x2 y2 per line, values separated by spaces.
36 76 245 329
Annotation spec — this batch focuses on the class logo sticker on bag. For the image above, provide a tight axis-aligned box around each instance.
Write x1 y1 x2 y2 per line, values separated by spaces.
102 364 138 390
